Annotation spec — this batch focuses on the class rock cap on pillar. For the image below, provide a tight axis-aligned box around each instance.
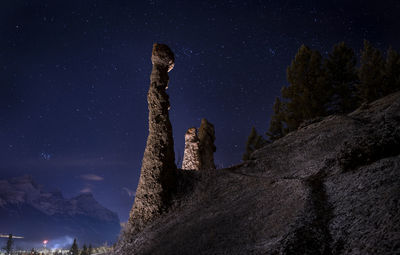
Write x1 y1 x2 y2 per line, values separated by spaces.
152 43 175 72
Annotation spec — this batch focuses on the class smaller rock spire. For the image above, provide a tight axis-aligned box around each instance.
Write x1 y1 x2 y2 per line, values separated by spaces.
182 127 201 170
182 119 216 170
198 118 216 170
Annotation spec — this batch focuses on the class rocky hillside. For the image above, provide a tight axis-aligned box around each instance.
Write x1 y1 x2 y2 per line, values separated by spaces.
0 175 120 246
116 92 400 255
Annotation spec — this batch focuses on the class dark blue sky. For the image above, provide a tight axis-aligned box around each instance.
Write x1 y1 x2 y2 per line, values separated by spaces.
1 0 399 222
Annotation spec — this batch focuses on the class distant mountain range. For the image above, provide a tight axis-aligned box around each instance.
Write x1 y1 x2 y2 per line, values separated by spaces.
0 175 120 248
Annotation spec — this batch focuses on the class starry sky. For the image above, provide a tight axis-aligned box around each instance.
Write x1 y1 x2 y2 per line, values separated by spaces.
1 0 399 222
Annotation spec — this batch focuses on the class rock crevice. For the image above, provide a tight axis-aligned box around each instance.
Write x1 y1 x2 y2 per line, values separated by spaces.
280 170 333 255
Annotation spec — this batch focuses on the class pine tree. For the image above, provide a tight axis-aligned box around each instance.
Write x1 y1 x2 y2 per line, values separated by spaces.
357 40 385 102
88 244 93 255
4 234 13 255
243 127 266 160
80 244 88 255
267 97 286 141
69 238 79 255
324 42 359 113
282 45 328 132
383 46 400 95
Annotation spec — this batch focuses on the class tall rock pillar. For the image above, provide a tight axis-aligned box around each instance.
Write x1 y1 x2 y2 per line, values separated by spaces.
128 44 177 231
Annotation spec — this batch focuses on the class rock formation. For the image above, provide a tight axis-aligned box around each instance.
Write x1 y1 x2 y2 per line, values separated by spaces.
182 119 216 170
182 127 201 170
127 43 177 232
198 118 216 169
116 92 400 255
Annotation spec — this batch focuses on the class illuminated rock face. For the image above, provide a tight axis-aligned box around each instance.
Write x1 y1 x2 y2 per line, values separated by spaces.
128 43 177 231
182 127 201 170
182 119 216 170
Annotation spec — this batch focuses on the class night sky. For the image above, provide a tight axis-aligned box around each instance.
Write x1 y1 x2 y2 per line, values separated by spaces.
1 0 399 222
